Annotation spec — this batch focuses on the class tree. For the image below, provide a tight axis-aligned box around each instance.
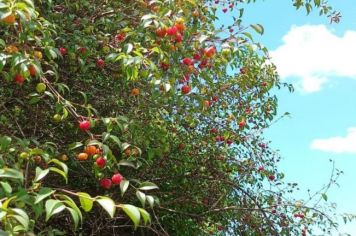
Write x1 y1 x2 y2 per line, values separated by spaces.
0 0 345 235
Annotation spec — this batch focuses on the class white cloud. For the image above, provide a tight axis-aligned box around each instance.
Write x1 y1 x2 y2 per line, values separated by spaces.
311 127 356 154
270 25 356 93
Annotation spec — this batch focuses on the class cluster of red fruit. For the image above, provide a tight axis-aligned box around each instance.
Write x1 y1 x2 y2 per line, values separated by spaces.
156 20 185 43
100 173 124 189
293 213 305 219
210 128 233 146
58 46 105 69
13 65 37 85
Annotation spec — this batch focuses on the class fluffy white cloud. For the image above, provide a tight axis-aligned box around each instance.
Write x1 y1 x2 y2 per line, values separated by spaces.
311 128 356 154
270 25 356 93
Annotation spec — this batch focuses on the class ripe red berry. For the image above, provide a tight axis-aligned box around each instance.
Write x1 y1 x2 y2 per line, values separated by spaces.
182 58 193 66
112 173 123 185
115 32 126 41
222 8 228 13
175 33 183 43
240 67 247 74
96 59 105 68
204 47 216 58
161 62 169 71
28 65 37 77
181 85 191 94
227 139 233 146
79 120 90 131
79 47 86 53
59 47 67 56
96 156 106 168
212 96 219 102
178 143 185 150
156 27 167 38
268 175 275 181
100 178 112 189
167 26 178 36
258 166 264 172
210 128 218 134
14 74 25 85
193 53 201 61
239 121 246 129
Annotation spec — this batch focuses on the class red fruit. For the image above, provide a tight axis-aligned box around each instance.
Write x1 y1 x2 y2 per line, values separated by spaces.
227 139 233 146
100 178 112 189
239 121 246 129
215 136 223 142
181 85 191 94
79 120 90 131
28 65 37 76
271 209 277 214
229 4 234 8
229 28 234 33
96 156 106 168
203 100 211 107
175 23 185 32
175 33 183 43
112 173 123 185
258 166 264 172
14 74 25 85
222 8 228 13
161 62 169 71
193 53 201 61
268 175 275 181
261 81 268 87
182 74 189 82
182 58 193 66
212 96 219 102
217 226 224 231
156 27 167 38
204 47 216 58
240 67 247 74
210 128 218 134
79 47 86 53
115 32 126 41
214 0 219 3
198 59 208 69
96 59 105 68
167 26 178 36
59 47 67 56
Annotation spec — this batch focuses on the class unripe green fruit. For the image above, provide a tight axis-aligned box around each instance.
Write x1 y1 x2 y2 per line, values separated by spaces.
69 52 76 60
36 83 46 93
19 152 29 159
53 114 61 122
102 46 110 53
221 48 231 58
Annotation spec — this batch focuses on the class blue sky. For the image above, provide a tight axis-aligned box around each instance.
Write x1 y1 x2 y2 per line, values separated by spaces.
220 0 356 234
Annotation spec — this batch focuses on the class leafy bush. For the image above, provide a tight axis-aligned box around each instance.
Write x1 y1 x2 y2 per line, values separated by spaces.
0 0 344 235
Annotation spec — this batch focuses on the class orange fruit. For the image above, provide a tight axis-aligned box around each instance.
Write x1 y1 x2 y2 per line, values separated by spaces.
28 65 37 76
192 10 199 17
3 14 16 24
131 88 140 96
4 45 18 54
34 51 43 60
77 152 88 161
84 145 97 156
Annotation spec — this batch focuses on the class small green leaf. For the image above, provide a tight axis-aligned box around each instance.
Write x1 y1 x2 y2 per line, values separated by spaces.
68 142 83 150
146 196 154 208
66 207 80 229
138 182 159 191
0 181 12 193
97 197 116 218
45 199 65 221
120 180 130 196
35 188 56 204
250 24 264 35
34 167 49 182
77 192 94 212
136 191 146 207
120 204 141 229
138 208 151 225
11 208 29 230
49 167 68 183
322 193 328 201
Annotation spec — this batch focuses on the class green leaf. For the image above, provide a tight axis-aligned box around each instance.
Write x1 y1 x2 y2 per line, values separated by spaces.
118 160 136 169
48 159 68 175
66 207 80 229
49 167 68 183
120 180 130 196
120 204 141 229
250 24 264 35
138 208 151 225
146 195 154 208
35 188 56 204
138 182 159 191
0 168 23 182
45 199 65 221
0 136 11 151
136 191 146 207
34 167 49 182
11 208 29 230
322 193 328 201
77 192 94 212
0 181 12 193
97 197 116 218
68 142 83 150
